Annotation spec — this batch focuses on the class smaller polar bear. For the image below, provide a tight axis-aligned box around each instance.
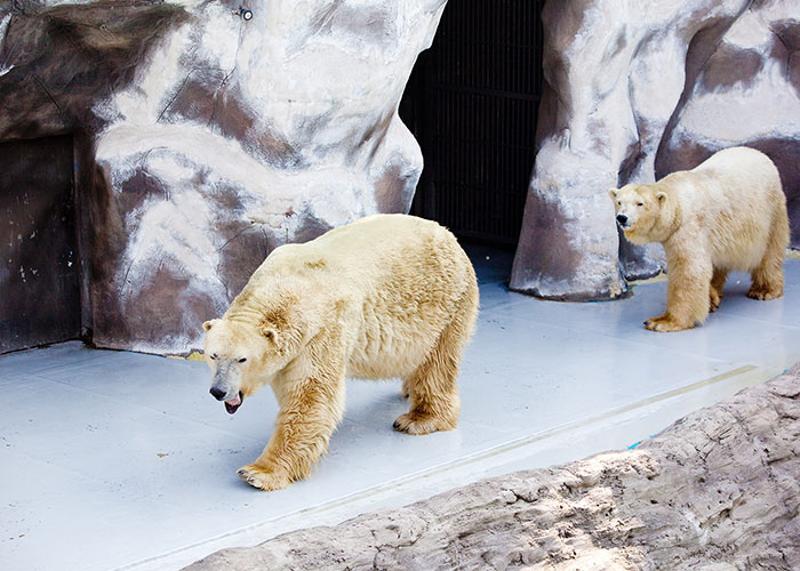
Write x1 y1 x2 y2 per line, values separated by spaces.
611 147 789 332
202 214 478 490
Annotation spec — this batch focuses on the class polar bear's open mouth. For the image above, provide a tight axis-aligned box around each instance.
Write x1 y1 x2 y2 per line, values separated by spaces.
224 391 244 415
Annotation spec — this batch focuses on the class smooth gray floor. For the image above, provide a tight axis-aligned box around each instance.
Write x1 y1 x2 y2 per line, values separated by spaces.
2 251 800 571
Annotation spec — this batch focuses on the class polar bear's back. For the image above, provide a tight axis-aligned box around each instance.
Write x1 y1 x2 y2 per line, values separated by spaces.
679 147 787 271
258 214 450 271
248 214 478 379
310 214 455 270
320 214 476 379
692 147 781 194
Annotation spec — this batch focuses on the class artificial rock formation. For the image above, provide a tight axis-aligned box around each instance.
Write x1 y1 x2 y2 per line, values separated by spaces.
511 0 800 300
187 367 800 571
3 0 799 351
0 0 447 354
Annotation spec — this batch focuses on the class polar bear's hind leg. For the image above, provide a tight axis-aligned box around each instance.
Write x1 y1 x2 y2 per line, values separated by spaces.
394 282 477 435
748 209 788 301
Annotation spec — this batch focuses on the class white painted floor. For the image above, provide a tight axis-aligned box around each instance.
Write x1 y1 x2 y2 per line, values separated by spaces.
2 251 800 571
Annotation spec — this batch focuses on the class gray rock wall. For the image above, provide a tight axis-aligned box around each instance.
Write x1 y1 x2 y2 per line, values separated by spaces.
2 0 799 350
0 0 447 354
657 0 800 246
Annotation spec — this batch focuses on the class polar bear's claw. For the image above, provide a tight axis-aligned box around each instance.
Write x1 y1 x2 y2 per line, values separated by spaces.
644 317 693 333
747 286 783 301
393 412 455 435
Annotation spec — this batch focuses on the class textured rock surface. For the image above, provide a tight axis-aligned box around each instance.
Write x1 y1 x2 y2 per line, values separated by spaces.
0 0 446 353
186 367 800 570
511 0 800 299
657 1 800 247
3 0 799 350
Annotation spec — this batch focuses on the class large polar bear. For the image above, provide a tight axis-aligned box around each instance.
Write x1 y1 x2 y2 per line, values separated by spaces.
611 147 789 332
202 214 479 490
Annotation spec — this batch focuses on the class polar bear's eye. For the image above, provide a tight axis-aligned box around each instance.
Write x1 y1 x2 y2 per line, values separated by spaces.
637 202 644 207
238 358 247 363
617 201 621 206
210 353 218 360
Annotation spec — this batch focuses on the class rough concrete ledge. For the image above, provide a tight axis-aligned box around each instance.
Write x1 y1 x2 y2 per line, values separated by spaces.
186 368 800 570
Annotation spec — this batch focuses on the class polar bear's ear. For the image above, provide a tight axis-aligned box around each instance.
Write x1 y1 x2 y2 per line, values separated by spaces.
260 326 277 343
656 192 668 204
608 188 619 200
203 319 220 332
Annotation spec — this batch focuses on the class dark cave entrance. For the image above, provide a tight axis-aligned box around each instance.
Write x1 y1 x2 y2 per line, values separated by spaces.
0 135 84 353
399 0 545 249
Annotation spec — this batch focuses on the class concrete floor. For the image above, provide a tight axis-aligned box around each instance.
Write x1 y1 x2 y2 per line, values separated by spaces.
2 251 800 571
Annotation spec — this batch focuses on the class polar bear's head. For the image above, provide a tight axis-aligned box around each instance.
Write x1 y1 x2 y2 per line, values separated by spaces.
202 304 303 414
609 184 668 245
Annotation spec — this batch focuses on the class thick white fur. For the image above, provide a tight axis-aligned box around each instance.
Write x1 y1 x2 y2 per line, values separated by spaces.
203 214 479 490
611 147 789 332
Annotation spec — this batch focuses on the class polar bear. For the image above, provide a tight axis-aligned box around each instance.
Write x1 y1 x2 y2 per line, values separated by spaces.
610 147 789 332
202 214 479 490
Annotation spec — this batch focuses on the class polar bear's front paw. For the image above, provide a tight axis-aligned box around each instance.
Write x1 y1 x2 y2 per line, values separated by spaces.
393 412 456 435
644 314 668 330
747 285 783 301
237 464 291 491
644 316 692 332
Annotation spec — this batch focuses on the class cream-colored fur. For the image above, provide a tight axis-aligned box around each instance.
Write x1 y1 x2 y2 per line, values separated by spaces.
203 214 479 490
611 147 789 332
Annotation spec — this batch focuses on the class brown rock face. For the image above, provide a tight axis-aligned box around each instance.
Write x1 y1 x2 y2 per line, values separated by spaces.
0 1 188 140
511 0 800 300
0 0 447 354
657 1 800 247
185 366 800 571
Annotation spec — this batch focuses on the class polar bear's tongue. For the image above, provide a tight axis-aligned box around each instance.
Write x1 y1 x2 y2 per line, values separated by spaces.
224 392 243 415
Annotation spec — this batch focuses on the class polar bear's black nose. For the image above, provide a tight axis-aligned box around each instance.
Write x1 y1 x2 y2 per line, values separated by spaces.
616 214 628 226
209 386 226 401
